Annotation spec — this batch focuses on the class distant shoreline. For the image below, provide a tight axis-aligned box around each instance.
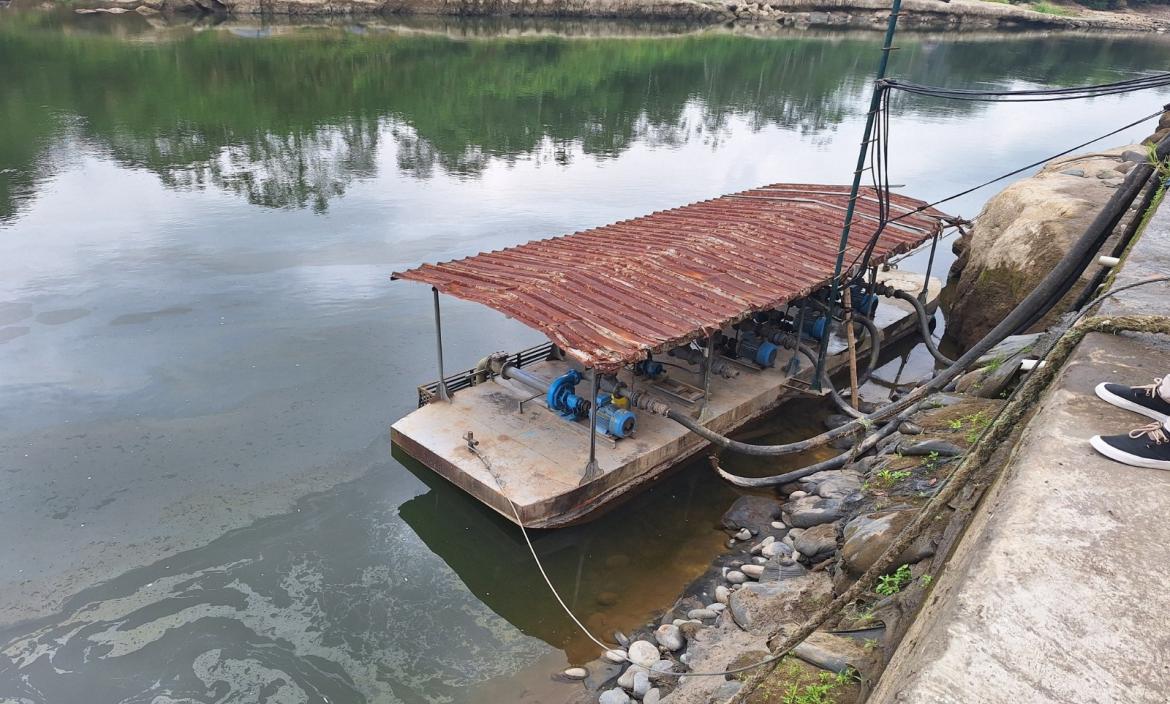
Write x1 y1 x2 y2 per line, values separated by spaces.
48 0 1170 33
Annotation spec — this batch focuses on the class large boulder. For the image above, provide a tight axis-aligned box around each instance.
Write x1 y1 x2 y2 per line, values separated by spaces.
946 145 1141 349
841 509 936 576
720 495 783 534
727 572 833 635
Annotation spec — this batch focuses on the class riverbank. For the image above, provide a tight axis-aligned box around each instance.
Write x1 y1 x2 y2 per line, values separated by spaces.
52 0 1170 32
553 129 1170 703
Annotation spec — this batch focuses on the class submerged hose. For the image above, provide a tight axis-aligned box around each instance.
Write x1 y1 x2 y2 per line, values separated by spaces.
878 285 955 366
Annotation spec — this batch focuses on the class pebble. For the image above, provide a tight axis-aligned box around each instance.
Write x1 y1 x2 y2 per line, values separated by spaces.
715 585 731 604
741 564 764 579
651 659 675 676
726 538 736 548
750 535 775 554
687 608 718 620
898 421 923 435
654 624 684 651
633 671 651 698
563 667 588 679
614 631 630 647
627 641 659 668
753 556 766 564
771 521 786 529
708 603 727 612
644 688 661 704
618 664 648 690
600 687 631 704
604 649 628 663
734 528 752 540
726 570 747 584
679 653 690 665
1060 168 1086 177
789 490 808 499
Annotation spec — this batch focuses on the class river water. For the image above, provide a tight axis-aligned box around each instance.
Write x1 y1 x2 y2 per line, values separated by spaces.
1 10 1169 703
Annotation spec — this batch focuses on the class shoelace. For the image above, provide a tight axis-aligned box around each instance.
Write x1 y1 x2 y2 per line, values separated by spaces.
1133 377 1165 399
1129 422 1169 445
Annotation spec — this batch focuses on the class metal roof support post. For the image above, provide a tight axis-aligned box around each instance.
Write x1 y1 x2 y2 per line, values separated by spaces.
920 229 940 304
815 0 902 391
581 371 602 485
699 334 716 420
432 287 451 402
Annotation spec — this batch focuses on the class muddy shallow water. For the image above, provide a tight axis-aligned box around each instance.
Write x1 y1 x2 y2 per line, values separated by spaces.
1 10 1169 702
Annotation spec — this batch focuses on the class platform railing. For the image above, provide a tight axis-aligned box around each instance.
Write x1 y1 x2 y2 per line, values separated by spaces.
416 342 558 408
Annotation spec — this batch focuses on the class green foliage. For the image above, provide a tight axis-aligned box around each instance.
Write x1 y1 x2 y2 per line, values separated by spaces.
875 564 913 596
921 574 934 586
1031 1 1077 15
922 450 942 470
779 667 856 704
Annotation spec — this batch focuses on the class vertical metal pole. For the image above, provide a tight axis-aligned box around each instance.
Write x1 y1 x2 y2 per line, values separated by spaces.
581 371 601 484
814 0 902 391
432 287 451 402
700 335 716 419
786 300 807 377
920 229 940 304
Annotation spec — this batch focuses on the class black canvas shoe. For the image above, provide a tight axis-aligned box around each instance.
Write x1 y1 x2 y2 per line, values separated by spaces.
1094 378 1170 423
1090 422 1170 471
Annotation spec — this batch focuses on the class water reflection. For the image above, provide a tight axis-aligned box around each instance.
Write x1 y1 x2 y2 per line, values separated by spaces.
5 10 1170 224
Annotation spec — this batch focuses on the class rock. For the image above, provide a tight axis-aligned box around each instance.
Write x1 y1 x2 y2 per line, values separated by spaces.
726 570 747 584
898 421 923 435
633 671 651 698
974 332 1041 367
720 495 783 534
605 649 628 663
824 413 852 430
793 522 837 558
711 680 743 701
627 641 659 668
954 368 989 394
715 585 731 604
750 535 774 554
734 528 751 541
841 509 936 575
650 659 675 677
792 631 872 675
897 439 964 457
708 603 726 612
946 145 1141 348
783 496 847 528
762 540 792 558
771 521 785 529
618 664 648 690
1115 161 1137 174
644 689 661 704
654 624 684 651
741 564 764 579
1121 149 1146 163
614 631 630 647
688 608 718 620
583 656 625 690
728 572 834 634
788 490 808 499
600 687 631 704
563 667 588 679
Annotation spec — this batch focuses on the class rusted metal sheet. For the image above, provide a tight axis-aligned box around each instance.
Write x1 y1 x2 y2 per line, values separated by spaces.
393 183 952 371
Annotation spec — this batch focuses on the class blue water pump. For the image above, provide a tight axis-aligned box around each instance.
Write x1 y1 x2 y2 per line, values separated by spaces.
633 359 666 379
737 333 779 368
801 314 828 340
546 369 590 419
594 393 637 438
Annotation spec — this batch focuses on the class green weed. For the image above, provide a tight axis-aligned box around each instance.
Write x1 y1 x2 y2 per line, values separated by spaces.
1031 1 1075 15
779 668 856 704
875 564 913 596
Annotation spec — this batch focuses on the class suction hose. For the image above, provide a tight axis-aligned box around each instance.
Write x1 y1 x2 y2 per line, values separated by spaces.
875 284 955 366
662 131 1170 460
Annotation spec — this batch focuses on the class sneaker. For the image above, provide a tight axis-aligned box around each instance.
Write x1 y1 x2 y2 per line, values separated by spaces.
1094 378 1170 423
1090 422 1170 470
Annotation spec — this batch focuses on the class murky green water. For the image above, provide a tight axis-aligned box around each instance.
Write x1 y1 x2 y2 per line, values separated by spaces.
2 9 1170 702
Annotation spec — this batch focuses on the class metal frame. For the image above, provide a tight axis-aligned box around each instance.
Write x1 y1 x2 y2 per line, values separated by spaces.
581 372 602 484
432 287 451 402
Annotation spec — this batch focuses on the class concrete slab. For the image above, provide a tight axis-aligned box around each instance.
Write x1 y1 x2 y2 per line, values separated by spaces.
392 271 940 528
869 201 1170 704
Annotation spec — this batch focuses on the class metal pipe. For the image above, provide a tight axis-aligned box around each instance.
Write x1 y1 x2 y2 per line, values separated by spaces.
582 372 601 484
920 229 939 304
432 287 451 402
700 334 715 419
815 0 903 388
501 364 549 394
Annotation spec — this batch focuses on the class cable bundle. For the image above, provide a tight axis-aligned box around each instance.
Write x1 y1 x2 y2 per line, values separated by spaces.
879 72 1170 102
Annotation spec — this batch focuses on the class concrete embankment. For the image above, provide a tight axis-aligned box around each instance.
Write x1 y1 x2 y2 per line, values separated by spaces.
60 0 1170 32
869 190 1170 704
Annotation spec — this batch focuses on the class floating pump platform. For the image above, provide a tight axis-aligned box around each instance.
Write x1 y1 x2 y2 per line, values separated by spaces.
390 183 954 528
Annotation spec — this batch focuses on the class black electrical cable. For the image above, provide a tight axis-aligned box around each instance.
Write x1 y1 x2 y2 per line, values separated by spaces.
880 72 1170 103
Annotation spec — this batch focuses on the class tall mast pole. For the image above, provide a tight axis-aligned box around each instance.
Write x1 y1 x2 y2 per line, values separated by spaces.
814 0 902 390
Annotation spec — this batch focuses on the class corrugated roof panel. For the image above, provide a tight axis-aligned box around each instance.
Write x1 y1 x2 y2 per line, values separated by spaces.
393 183 952 370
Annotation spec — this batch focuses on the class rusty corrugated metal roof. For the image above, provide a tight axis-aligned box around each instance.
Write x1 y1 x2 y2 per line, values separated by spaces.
393 183 951 370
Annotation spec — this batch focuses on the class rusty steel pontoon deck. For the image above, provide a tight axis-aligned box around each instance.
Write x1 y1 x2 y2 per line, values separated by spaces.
390 184 954 528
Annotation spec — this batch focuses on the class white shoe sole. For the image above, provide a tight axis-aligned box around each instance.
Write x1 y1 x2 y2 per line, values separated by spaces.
1090 435 1170 471
1094 383 1170 424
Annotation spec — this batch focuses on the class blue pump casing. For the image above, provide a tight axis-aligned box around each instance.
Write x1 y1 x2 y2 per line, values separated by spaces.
546 370 590 419
594 393 637 438
849 284 879 318
633 359 665 379
738 334 779 368
801 314 828 340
